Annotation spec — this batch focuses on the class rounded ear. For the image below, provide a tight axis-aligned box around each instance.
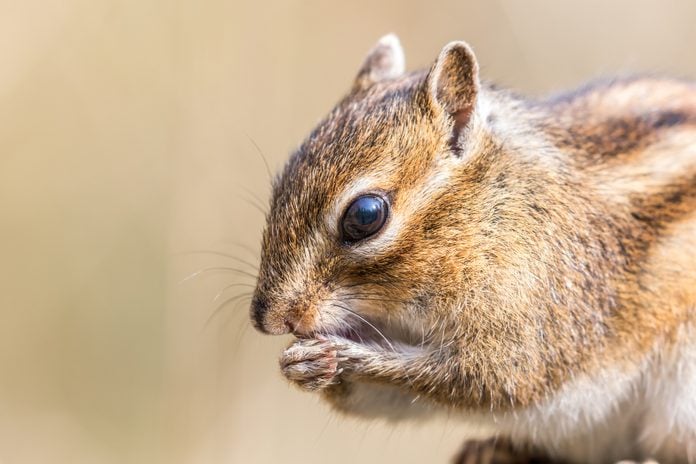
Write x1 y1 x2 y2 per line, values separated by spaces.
352 34 405 92
427 41 480 128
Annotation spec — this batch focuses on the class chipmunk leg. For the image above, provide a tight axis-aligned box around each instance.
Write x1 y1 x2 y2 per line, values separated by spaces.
453 437 560 464
323 335 473 407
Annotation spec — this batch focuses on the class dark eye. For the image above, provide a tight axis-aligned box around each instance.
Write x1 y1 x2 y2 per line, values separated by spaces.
341 194 389 243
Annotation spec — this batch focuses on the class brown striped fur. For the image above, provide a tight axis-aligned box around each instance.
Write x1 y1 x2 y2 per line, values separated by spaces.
251 35 696 463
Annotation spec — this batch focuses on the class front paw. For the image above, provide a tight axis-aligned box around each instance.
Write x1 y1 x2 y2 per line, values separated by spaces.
280 338 346 391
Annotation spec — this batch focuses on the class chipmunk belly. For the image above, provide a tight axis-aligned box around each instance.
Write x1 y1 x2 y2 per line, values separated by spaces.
639 340 696 463
493 363 644 463
487 342 696 463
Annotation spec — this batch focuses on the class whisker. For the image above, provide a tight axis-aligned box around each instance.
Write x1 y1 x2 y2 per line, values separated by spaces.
241 193 268 217
243 131 273 183
340 294 408 305
205 293 253 327
212 282 256 303
232 317 253 356
173 250 259 270
328 301 396 353
242 186 269 213
178 266 258 284
223 242 261 259
329 301 418 388
337 279 400 291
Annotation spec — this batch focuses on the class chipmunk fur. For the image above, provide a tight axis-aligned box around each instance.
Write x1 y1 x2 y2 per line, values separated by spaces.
250 34 696 463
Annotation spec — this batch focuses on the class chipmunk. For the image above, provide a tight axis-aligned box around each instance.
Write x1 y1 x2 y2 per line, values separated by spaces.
249 34 696 464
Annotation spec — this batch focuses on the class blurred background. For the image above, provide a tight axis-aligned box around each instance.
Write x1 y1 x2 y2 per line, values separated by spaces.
2 1 696 462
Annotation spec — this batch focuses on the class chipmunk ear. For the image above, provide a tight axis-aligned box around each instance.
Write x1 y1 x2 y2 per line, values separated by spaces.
427 41 480 130
353 34 405 92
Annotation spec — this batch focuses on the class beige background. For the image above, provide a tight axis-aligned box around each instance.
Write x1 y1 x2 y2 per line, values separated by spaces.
2 1 696 463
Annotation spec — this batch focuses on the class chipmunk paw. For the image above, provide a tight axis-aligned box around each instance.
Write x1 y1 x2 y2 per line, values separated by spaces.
280 338 345 391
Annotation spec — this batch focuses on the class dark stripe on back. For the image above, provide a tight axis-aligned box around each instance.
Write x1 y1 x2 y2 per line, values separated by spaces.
548 110 696 164
620 174 696 268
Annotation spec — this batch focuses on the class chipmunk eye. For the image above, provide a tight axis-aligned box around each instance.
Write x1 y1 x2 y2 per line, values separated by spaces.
341 194 388 243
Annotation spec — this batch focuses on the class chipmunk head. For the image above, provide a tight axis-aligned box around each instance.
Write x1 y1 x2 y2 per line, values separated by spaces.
251 34 484 337
251 35 608 407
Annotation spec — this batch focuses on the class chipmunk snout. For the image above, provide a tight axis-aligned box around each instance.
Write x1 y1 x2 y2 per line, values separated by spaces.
250 293 296 335
249 295 268 333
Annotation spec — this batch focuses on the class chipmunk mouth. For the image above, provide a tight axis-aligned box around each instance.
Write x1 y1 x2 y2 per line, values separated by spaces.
301 294 418 348
329 323 384 345
311 315 409 349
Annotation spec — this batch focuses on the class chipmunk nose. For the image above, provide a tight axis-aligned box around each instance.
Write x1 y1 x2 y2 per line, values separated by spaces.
250 295 270 333
250 294 292 335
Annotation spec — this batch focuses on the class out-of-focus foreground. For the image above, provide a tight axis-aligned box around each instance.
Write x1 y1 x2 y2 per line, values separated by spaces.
1 1 696 463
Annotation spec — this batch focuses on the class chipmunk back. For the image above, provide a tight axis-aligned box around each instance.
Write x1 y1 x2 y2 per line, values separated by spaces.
250 34 696 464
